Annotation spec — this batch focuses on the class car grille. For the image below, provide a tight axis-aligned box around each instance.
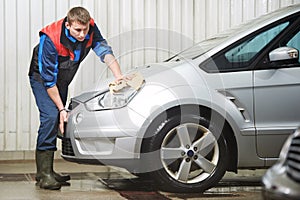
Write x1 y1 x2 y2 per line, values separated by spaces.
62 138 75 156
286 135 300 183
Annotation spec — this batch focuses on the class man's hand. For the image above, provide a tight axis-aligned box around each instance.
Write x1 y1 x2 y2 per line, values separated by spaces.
59 109 68 134
109 72 144 93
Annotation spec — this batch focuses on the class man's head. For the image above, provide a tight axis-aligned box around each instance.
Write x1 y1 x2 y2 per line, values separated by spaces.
65 7 91 42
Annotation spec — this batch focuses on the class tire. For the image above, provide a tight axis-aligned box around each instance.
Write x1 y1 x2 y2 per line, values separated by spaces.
142 109 229 193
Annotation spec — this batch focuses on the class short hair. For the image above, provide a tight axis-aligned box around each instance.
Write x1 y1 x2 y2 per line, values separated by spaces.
67 7 91 25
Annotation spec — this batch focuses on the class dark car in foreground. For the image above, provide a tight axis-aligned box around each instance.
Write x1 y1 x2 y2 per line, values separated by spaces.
62 4 300 192
262 128 300 200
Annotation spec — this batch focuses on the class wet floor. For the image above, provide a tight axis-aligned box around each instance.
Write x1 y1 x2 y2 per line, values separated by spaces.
0 159 264 200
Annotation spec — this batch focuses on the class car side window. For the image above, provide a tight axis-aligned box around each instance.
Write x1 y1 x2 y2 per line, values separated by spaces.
225 23 289 63
287 31 300 62
201 22 289 73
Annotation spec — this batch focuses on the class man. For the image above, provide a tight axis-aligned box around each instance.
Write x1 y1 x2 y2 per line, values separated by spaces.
28 7 123 190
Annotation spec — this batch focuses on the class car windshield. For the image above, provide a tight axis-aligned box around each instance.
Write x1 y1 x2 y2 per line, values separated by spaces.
165 5 299 62
165 36 228 61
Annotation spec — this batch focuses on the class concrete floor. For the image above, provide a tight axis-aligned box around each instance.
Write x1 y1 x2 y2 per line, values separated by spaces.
0 159 265 200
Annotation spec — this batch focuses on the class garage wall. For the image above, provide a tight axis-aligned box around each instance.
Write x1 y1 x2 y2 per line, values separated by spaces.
0 0 300 158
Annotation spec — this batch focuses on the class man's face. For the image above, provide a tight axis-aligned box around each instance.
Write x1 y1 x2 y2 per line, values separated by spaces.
65 21 89 42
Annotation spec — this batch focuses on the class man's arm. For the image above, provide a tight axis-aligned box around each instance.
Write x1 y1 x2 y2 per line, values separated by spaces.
92 23 123 80
104 54 123 81
39 35 67 133
46 86 64 111
47 86 67 134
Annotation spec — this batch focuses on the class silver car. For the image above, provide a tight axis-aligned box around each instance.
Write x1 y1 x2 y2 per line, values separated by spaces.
61 4 300 192
262 128 300 200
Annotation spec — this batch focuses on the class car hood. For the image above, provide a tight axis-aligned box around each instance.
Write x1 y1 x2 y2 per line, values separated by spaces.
72 61 187 103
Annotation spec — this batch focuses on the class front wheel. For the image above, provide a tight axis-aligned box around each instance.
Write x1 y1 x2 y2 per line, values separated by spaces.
143 113 229 193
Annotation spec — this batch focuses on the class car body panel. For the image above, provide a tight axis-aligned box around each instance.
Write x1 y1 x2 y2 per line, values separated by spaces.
254 68 300 158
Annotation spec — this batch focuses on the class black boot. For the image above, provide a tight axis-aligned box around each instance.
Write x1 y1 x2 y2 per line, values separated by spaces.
36 171 70 183
35 150 61 190
35 151 71 184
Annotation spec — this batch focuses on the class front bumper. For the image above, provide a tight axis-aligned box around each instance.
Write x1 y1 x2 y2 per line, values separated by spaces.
61 100 146 168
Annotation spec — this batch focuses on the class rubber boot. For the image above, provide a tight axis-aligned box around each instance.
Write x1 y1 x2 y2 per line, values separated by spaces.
36 150 61 190
35 151 70 186
36 150 70 183
36 171 70 183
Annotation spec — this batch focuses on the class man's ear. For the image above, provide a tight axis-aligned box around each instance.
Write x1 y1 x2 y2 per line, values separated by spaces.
65 21 70 29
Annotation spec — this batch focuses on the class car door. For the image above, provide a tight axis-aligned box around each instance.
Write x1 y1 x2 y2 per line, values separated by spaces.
254 17 300 158
200 12 300 161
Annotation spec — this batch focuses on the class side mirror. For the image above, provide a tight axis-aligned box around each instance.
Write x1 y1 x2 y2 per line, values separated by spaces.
269 47 298 62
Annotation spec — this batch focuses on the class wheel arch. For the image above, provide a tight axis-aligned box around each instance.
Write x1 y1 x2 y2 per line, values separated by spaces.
140 104 238 173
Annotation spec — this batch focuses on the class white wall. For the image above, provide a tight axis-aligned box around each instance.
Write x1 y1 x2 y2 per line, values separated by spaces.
0 0 300 158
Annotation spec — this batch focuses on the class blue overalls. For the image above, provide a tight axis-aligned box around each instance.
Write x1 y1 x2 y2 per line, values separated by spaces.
28 17 113 150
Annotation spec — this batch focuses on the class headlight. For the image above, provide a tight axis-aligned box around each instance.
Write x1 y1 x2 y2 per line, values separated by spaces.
84 86 140 111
